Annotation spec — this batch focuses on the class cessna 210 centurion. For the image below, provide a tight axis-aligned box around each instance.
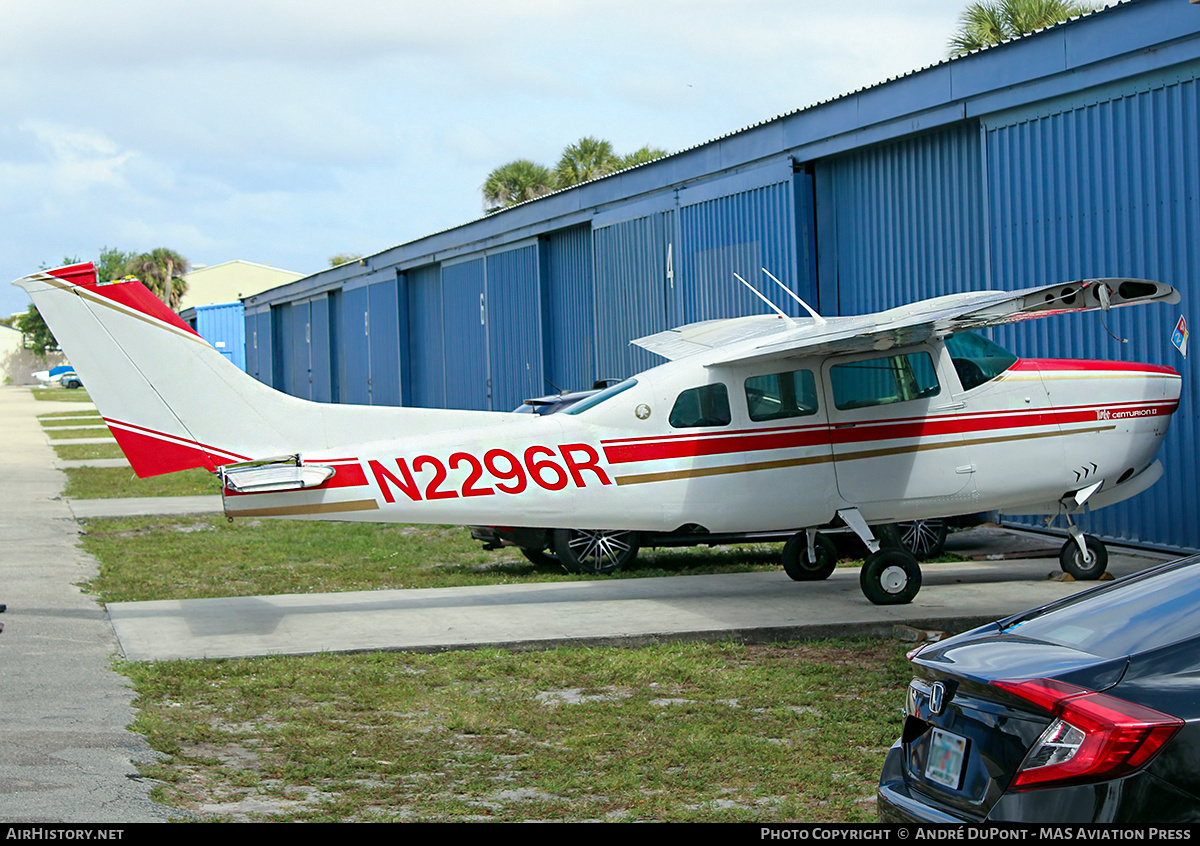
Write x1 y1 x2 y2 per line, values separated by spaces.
15 263 1181 604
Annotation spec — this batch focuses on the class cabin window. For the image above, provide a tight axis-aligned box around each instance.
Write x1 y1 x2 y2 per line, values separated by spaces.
669 383 732 428
744 370 819 421
830 352 940 410
945 332 1019 390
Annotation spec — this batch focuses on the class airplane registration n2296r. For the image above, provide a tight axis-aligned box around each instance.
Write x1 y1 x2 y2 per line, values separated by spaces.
16 263 1182 604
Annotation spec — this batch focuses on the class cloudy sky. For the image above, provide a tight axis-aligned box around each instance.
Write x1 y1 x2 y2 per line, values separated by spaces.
1 0 981 317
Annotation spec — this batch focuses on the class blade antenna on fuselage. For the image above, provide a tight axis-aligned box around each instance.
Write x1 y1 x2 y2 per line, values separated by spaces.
762 268 826 325
734 273 797 327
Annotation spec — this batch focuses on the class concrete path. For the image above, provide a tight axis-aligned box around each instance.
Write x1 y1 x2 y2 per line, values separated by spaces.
105 533 1168 661
0 387 174 822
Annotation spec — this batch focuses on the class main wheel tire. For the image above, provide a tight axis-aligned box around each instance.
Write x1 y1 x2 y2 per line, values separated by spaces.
893 518 948 560
781 533 838 581
551 529 641 575
1059 535 1108 580
860 549 922 605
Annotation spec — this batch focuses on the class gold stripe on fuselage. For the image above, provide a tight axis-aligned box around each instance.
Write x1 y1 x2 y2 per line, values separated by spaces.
612 425 1116 486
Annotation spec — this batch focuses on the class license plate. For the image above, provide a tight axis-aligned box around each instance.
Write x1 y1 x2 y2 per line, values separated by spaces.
925 728 967 790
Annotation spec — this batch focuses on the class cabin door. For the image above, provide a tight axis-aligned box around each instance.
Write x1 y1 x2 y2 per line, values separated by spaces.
823 345 975 515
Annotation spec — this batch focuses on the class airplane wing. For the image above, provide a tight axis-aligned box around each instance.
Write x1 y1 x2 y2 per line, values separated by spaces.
631 278 1180 367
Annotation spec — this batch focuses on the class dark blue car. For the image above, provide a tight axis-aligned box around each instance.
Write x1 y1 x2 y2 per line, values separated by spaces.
878 554 1200 822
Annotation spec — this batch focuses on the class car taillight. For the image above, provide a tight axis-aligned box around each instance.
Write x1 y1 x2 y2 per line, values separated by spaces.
991 678 1183 790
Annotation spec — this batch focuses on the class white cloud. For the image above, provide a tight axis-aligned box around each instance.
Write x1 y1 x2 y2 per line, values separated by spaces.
0 0 975 317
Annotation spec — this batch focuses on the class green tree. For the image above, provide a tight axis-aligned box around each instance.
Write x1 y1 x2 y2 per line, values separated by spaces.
96 247 135 285
12 304 57 356
949 0 1096 56
482 139 671 210
482 159 556 211
122 248 190 308
329 253 364 267
554 136 621 188
619 145 670 169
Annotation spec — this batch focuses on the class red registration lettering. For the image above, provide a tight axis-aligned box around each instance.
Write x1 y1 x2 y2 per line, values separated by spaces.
559 443 612 487
369 458 421 503
370 443 610 501
524 446 569 491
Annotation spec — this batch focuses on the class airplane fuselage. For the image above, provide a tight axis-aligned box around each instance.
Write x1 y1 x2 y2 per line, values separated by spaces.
222 337 1180 535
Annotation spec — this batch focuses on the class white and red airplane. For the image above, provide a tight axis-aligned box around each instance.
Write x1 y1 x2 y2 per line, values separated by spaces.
15 262 1182 604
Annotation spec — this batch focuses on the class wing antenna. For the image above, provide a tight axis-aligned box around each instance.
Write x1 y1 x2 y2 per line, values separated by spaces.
762 268 826 325
734 273 796 326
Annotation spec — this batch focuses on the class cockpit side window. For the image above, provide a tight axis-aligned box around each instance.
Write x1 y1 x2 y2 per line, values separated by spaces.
745 370 819 421
669 383 732 428
830 352 940 410
945 332 1019 391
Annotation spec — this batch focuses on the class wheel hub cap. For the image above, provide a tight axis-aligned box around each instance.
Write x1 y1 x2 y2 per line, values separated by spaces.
880 565 908 593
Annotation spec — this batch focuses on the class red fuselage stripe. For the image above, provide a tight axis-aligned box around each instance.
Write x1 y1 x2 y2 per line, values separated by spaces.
600 401 1176 464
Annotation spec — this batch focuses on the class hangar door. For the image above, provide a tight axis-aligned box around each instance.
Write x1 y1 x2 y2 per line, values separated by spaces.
441 242 545 411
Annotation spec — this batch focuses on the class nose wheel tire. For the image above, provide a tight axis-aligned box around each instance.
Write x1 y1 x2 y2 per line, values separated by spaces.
1059 536 1108 580
782 533 838 581
860 549 922 605
552 529 641 575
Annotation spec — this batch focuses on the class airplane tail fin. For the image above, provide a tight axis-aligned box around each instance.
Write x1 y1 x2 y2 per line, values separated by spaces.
14 263 343 476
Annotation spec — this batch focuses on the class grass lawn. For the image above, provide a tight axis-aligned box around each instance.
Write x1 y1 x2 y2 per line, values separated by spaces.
45 426 112 440
32 386 93 402
123 640 910 822
64 467 221 499
53 442 126 461
80 515 784 602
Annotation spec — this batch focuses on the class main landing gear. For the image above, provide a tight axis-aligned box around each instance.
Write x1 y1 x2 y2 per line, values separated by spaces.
782 509 922 606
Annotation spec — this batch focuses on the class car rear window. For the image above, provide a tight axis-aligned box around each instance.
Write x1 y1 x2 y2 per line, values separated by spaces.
1003 557 1200 658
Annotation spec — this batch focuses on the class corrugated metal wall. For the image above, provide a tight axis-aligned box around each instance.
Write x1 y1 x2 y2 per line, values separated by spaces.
817 123 988 316
246 309 273 386
542 225 596 392
366 273 402 407
984 71 1200 549
193 302 245 370
405 264 445 409
678 179 801 323
486 243 544 411
339 285 370 404
309 294 334 403
592 212 671 380
441 257 490 410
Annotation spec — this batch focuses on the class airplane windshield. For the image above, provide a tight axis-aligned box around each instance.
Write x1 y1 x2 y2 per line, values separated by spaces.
945 332 1019 390
563 378 638 415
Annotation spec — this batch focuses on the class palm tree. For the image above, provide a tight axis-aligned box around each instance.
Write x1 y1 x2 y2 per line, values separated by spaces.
948 0 1096 56
618 145 670 170
554 137 621 188
123 248 190 308
482 160 556 211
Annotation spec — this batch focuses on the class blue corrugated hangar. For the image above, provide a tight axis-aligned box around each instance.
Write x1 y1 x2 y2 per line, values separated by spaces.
243 0 1200 551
